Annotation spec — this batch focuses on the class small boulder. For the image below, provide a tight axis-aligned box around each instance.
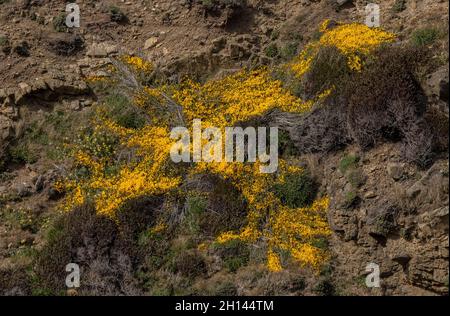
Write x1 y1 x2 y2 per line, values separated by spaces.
86 43 107 58
367 204 398 240
387 163 405 181
425 64 449 103
144 37 159 50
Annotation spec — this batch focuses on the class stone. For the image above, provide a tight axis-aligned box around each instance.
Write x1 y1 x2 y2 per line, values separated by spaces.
144 37 159 49
80 99 93 107
69 100 81 111
0 115 14 143
18 82 31 93
104 43 118 55
211 37 227 54
86 43 107 57
34 175 45 192
387 163 405 181
425 64 449 103
31 79 48 92
391 253 412 267
367 203 398 240
15 182 33 198
67 289 78 296
364 191 377 199
406 183 422 198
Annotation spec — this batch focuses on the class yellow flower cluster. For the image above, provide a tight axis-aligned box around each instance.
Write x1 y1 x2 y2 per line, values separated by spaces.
195 161 330 271
85 75 108 83
173 68 315 127
291 21 395 74
121 55 153 73
268 248 283 272
170 60 333 271
61 103 181 217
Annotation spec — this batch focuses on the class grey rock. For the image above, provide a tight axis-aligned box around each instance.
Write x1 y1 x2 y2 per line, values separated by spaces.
144 37 159 50
425 64 449 103
34 175 45 192
367 204 398 240
387 163 405 181
406 183 422 198
364 191 377 199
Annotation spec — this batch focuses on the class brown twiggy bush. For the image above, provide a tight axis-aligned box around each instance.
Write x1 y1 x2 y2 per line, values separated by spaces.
344 45 432 167
35 196 164 295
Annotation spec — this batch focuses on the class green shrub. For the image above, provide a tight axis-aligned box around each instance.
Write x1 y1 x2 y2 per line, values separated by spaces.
347 169 366 188
270 29 280 41
278 129 299 157
117 111 146 129
170 250 207 278
339 154 359 173
343 191 359 209
213 239 250 272
8 144 38 164
53 13 67 32
272 171 318 208
311 237 329 250
392 0 407 13
77 127 118 159
265 43 279 58
301 45 350 99
185 193 208 234
187 194 208 215
280 41 299 61
202 0 214 7
0 35 10 54
109 6 127 23
314 279 335 296
411 28 439 46
224 257 248 272
105 93 147 129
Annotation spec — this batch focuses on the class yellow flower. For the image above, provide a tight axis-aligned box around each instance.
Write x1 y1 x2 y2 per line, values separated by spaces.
267 248 283 272
291 21 395 75
121 55 153 73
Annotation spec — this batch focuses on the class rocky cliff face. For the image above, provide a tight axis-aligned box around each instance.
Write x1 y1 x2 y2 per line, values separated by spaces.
323 145 448 295
0 0 448 296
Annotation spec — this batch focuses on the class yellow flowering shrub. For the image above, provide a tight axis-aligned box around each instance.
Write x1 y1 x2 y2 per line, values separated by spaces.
60 101 181 217
60 21 396 272
291 21 395 74
121 55 153 73
173 68 315 127
193 161 330 271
